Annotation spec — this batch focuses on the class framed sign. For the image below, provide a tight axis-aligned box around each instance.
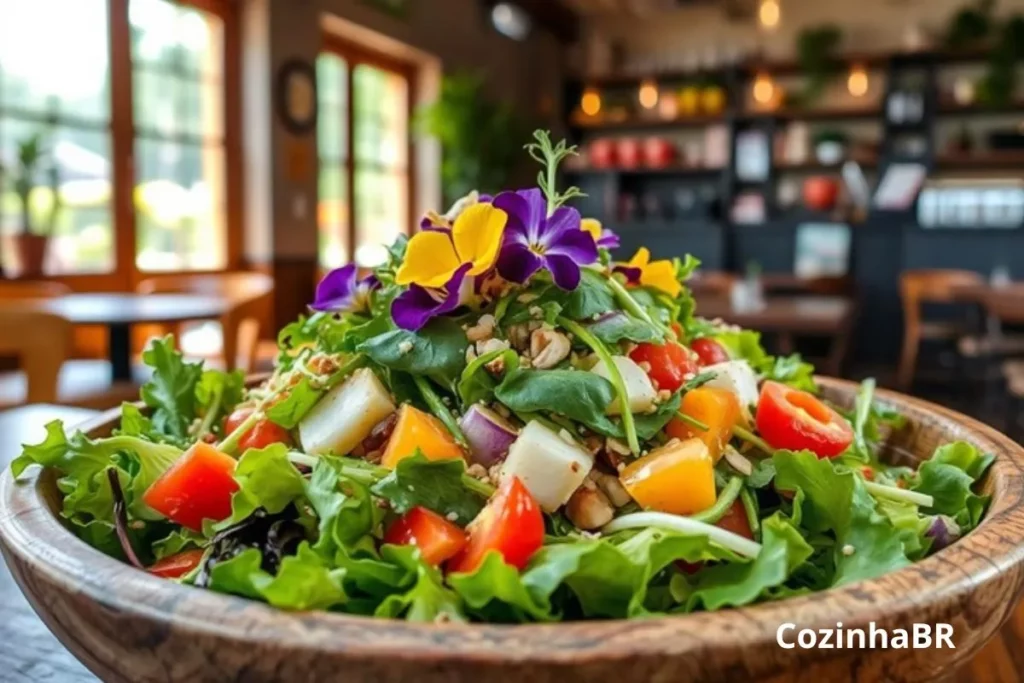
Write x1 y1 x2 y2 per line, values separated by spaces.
275 59 318 135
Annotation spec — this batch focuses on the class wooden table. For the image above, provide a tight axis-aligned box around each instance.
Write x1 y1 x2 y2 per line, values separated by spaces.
33 293 228 382
695 295 856 375
0 404 99 682
954 283 1024 326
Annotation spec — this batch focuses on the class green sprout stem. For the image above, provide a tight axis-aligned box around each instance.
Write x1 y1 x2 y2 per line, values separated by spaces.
732 425 776 456
413 375 469 448
606 275 670 338
559 316 640 455
691 476 744 524
525 130 587 216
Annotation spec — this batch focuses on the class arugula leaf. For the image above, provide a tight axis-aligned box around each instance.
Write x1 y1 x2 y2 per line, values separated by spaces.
371 453 484 525
773 449 910 586
265 377 323 429
912 441 993 528
307 457 380 558
586 311 661 345
373 545 465 623
211 445 306 532
841 378 907 465
196 369 245 429
448 552 552 623
151 528 205 560
457 349 518 407
358 318 468 390
674 514 813 611
495 367 614 429
747 458 777 489
765 354 817 392
139 336 204 443
561 268 617 321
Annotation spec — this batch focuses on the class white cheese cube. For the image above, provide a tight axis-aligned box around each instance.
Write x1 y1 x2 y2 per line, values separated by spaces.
500 421 594 512
298 368 396 456
590 355 657 415
702 360 760 412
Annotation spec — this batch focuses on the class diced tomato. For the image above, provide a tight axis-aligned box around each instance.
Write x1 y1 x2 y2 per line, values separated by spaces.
629 341 699 393
755 381 854 459
223 408 293 453
666 386 742 461
384 506 467 567
690 337 731 366
148 549 206 579
861 466 875 481
448 477 543 574
142 442 239 531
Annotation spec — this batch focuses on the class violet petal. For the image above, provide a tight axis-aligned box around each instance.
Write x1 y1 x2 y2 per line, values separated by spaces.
311 264 358 311
545 253 583 290
547 223 599 265
391 264 472 331
496 240 544 284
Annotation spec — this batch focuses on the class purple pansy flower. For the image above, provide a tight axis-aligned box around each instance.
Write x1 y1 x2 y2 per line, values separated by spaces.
391 264 473 331
311 264 381 312
596 229 620 250
613 263 642 285
493 188 598 290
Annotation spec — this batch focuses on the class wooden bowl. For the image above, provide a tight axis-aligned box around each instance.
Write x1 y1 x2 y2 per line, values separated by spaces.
2 378 1024 683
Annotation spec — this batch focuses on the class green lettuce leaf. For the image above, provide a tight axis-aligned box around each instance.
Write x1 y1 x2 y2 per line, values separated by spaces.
773 449 910 586
206 543 347 611
448 552 552 623
373 545 466 623
358 318 468 390
265 376 323 429
211 444 307 532
139 336 204 443
765 354 817 392
307 456 380 558
912 441 993 528
370 453 484 525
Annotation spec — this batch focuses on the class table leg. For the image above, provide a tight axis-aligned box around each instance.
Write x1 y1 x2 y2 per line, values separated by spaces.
108 323 133 383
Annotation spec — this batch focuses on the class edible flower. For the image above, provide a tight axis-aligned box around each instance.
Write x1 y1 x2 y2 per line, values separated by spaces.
493 188 598 290
616 247 682 298
391 264 472 331
311 264 380 313
396 203 508 289
581 218 620 250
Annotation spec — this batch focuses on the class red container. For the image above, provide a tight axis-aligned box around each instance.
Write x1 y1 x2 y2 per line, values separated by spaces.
803 176 840 212
617 138 642 169
588 138 617 169
643 137 677 168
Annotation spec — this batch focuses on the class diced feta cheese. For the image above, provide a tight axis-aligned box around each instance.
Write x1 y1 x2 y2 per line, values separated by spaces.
590 356 657 415
298 368 397 456
500 421 593 512
702 360 760 413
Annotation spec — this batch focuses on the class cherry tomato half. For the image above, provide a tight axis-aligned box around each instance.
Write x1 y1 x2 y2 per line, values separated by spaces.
384 506 467 567
148 549 206 579
690 338 731 367
224 407 292 453
755 381 854 459
448 476 543 574
629 341 699 393
142 442 239 531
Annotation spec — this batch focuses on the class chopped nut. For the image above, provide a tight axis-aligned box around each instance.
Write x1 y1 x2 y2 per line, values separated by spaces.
530 328 571 369
507 324 532 351
487 463 503 486
466 345 478 363
589 470 633 508
397 340 414 354
528 305 544 319
445 511 459 522
657 389 672 402
466 464 489 481
842 544 856 556
307 354 340 375
565 486 614 530
516 292 539 304
582 435 604 455
477 338 510 356
722 446 753 476
605 437 631 456
466 314 496 343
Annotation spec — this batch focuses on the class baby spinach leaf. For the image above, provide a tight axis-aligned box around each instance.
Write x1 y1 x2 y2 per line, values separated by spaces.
457 349 518 407
494 367 614 429
561 269 617 321
587 311 661 345
358 318 468 389
371 453 484 525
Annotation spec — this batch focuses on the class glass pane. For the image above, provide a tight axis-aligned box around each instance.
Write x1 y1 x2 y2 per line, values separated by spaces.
354 168 406 268
134 139 226 271
318 107 345 162
130 0 224 78
353 64 407 169
179 78 223 140
318 162 349 268
0 0 110 121
134 70 178 137
317 54 347 106
0 118 114 275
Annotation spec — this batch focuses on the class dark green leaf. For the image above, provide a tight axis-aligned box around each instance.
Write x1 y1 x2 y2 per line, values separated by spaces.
371 453 484 525
586 311 661 345
358 318 468 389
457 349 518 407
139 336 204 442
495 367 614 430
265 377 323 429
562 269 617 321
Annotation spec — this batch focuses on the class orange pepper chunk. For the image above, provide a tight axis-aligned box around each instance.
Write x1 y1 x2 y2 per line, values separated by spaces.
619 438 715 515
666 387 742 462
381 404 464 469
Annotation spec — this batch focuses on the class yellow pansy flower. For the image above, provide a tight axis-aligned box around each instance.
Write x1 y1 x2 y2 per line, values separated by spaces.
581 218 602 242
396 203 508 288
626 247 682 298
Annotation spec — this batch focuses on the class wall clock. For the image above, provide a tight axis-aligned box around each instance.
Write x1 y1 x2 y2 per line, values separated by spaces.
276 59 318 135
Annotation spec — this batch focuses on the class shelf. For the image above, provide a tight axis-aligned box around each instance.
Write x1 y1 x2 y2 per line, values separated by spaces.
776 157 878 173
746 105 882 122
565 165 725 177
569 114 726 131
937 100 1024 115
934 152 1024 171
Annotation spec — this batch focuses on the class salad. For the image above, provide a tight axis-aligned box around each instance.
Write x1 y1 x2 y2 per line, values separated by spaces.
13 132 993 623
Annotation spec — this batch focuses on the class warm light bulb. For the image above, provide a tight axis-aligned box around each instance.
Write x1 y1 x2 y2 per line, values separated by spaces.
581 88 601 117
759 0 780 29
638 80 659 109
847 65 869 98
753 73 775 105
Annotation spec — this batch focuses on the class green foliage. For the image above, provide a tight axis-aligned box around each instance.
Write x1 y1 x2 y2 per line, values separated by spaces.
371 453 487 526
0 130 62 236
944 0 995 49
795 24 843 105
524 130 586 214
358 318 468 391
416 73 529 205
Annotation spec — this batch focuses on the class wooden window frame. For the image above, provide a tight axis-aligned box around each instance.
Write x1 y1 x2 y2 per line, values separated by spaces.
319 35 417 269
1 0 242 290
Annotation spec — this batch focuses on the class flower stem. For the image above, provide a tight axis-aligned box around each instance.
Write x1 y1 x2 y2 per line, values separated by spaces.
690 476 744 524
412 375 468 448
559 316 640 455
606 276 669 338
740 486 761 542
194 383 225 442
732 424 776 456
863 480 934 508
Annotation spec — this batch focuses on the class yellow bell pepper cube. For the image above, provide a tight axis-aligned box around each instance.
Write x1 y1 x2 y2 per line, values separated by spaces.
618 438 716 515
381 404 465 469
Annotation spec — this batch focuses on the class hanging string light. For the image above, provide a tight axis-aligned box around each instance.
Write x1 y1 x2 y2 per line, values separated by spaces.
638 79 659 109
581 87 602 117
759 0 780 30
753 72 776 105
847 64 869 97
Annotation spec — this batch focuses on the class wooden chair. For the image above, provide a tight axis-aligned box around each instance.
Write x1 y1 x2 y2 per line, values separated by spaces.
0 281 70 300
0 308 72 404
688 271 738 299
136 272 274 372
897 269 985 390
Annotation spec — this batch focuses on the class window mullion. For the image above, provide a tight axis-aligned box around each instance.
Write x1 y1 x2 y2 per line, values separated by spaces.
109 0 138 287
345 60 357 266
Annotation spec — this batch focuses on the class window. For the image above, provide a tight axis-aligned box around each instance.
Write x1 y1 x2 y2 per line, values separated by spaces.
0 0 114 276
131 0 227 271
0 0 235 280
317 44 411 269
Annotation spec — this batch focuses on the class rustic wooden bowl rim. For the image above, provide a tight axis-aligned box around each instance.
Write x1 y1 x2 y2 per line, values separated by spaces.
2 377 1024 665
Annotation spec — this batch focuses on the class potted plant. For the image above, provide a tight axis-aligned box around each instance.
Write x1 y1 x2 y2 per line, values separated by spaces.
416 74 528 206
0 132 62 278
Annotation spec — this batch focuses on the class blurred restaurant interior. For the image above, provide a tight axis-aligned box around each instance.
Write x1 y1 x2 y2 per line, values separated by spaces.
1 0 1024 449
2 0 1024 678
